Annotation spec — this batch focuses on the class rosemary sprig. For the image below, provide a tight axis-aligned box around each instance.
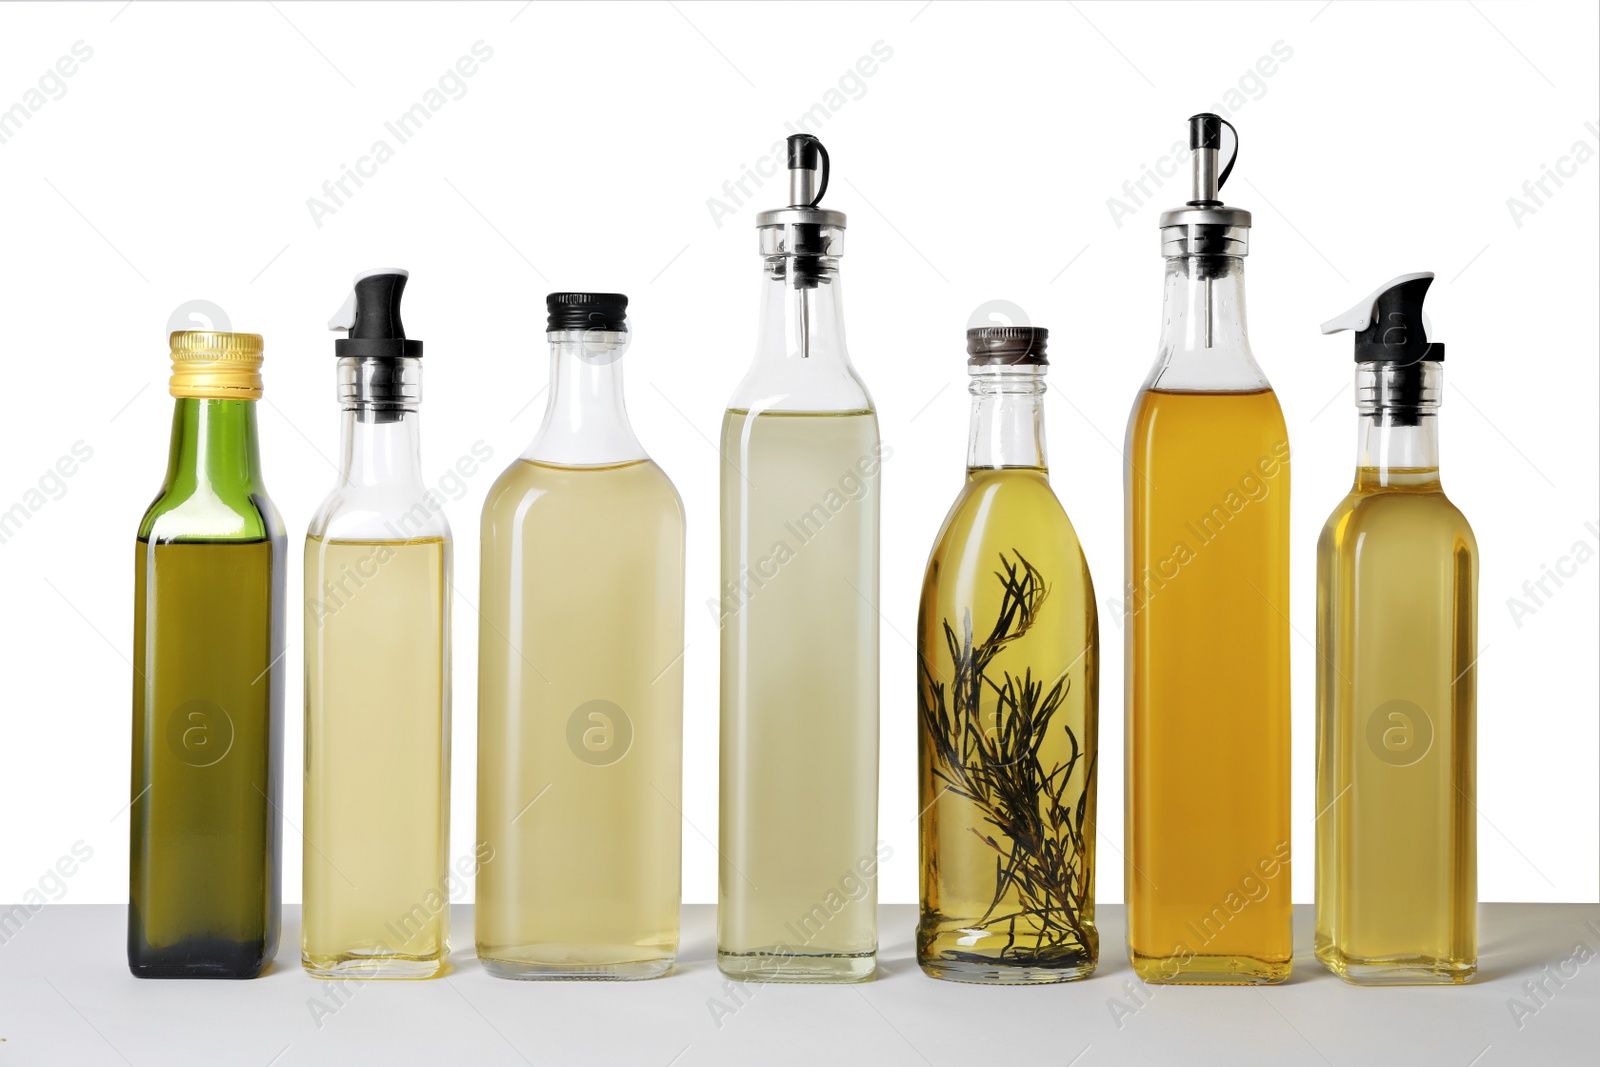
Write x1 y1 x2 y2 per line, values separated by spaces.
918 550 1094 960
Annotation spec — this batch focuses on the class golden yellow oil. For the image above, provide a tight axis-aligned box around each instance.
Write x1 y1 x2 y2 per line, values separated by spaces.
477 459 684 979
130 539 278 976
718 410 881 983
1125 388 1293 984
302 536 449 978
1316 468 1477 984
917 467 1098 983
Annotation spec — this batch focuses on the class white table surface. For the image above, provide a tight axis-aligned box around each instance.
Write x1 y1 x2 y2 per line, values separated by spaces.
1 903 1595 1065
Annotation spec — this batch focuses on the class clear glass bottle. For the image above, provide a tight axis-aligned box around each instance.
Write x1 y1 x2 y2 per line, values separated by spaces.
916 326 1098 984
717 135 883 983
303 270 451 979
1316 273 1477 984
130 329 284 978
1124 115 1293 984
477 293 684 980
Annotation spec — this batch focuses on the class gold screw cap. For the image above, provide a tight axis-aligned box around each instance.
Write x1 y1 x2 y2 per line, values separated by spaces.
168 330 264 400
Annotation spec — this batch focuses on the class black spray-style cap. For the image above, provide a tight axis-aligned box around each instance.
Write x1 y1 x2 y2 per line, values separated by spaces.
328 269 422 358
967 326 1047 366
1320 272 1444 363
547 292 628 332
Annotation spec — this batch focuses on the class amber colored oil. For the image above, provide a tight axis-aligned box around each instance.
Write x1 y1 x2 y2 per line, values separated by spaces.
1315 468 1477 984
1125 388 1292 984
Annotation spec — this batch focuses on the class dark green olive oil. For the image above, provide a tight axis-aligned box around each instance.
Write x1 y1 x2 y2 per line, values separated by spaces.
130 540 281 977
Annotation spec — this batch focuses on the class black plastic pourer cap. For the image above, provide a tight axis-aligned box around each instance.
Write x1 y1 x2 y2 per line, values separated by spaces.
546 292 628 332
335 271 423 358
967 326 1048 366
1350 275 1444 364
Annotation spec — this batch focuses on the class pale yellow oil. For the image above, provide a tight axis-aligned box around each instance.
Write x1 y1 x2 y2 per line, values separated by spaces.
1125 388 1293 984
303 536 449 978
917 467 1098 983
718 410 881 983
1316 467 1477 984
476 459 684 980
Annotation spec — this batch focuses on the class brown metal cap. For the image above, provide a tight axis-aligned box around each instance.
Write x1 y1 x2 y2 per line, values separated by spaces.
966 326 1047 366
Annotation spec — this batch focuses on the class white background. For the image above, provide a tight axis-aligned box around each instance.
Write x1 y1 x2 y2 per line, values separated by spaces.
1 0 1594 913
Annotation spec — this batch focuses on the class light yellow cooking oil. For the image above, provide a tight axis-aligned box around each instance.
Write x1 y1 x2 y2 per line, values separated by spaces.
303 536 449 978
476 458 684 979
1125 387 1293 984
1316 467 1477 983
717 409 882 983
917 467 1098 983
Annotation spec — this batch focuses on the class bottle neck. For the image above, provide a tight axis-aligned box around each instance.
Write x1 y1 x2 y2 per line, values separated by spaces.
524 330 644 465
1354 362 1442 489
339 408 425 489
164 397 263 493
337 356 425 489
968 367 1047 471
1150 254 1267 391
755 258 849 369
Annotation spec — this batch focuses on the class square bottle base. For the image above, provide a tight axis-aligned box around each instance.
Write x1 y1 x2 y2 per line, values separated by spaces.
479 946 675 981
1131 950 1291 985
303 951 445 980
717 949 875 984
1317 946 1476 986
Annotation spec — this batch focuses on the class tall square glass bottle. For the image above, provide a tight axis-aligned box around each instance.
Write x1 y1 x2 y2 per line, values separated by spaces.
1125 116 1293 984
717 136 884 983
130 330 285 978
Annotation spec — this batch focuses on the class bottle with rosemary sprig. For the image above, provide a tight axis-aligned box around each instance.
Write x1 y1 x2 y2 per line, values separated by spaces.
916 324 1099 984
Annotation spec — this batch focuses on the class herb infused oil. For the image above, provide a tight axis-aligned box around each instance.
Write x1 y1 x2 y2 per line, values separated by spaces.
917 327 1098 984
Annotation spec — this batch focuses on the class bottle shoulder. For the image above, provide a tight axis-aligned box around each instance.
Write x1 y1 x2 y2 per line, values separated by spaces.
139 481 280 543
307 482 453 542
1320 484 1476 557
481 458 683 530
1128 386 1287 438
926 470 1089 578
725 362 875 415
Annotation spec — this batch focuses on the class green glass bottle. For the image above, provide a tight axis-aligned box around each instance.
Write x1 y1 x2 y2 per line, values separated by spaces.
129 330 285 978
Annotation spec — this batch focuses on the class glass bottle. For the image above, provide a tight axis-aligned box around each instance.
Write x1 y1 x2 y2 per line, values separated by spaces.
916 326 1099 984
130 329 285 978
717 134 883 984
1316 273 1477 984
1124 114 1292 984
303 270 451 979
477 293 684 980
